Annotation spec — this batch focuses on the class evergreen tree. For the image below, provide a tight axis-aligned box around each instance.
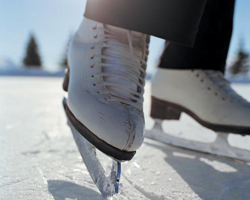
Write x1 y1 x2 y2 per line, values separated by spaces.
23 34 42 67
60 35 72 68
229 39 249 76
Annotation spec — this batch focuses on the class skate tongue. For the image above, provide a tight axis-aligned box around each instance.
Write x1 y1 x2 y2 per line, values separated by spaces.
102 25 145 104
105 25 143 38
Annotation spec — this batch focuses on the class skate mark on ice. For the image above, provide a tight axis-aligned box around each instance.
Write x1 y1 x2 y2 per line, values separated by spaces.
98 111 105 116
111 178 150 200
37 167 48 185
48 149 60 153
98 112 106 121
21 150 41 155
123 175 170 200
42 131 50 140
0 178 28 189
48 180 103 200
30 131 51 148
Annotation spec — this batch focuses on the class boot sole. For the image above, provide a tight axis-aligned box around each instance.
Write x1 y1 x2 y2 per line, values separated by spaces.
62 69 136 161
151 96 250 136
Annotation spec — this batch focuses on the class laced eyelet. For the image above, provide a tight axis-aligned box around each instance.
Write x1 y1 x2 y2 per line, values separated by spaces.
90 64 94 68
92 26 97 30
91 55 95 59
91 75 94 78
222 97 226 101
200 79 204 82
97 91 100 94
94 35 98 39
93 84 96 86
215 92 218 96
207 87 211 90
196 74 200 77
91 46 95 49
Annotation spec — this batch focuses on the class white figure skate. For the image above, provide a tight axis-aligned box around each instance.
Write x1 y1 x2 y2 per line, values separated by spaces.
63 18 149 197
146 69 250 162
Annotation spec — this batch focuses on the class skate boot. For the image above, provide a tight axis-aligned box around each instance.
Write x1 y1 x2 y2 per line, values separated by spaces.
146 68 250 162
63 18 149 196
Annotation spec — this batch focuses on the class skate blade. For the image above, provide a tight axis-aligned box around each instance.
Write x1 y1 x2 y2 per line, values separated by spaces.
145 120 250 163
67 119 121 198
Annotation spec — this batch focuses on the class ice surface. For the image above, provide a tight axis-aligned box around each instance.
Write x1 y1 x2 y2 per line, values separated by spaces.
0 78 250 200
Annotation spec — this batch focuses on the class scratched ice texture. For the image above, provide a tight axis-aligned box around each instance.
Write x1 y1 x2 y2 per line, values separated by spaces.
1 77 250 200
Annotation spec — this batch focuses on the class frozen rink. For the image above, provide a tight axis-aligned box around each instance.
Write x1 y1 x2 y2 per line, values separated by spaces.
1 77 250 200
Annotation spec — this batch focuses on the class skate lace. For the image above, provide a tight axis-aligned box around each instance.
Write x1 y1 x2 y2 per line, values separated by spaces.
91 26 148 110
205 71 248 104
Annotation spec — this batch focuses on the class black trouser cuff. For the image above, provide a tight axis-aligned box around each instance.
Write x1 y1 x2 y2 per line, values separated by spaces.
84 0 206 47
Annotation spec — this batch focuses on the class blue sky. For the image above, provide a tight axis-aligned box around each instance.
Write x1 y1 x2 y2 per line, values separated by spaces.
0 0 250 72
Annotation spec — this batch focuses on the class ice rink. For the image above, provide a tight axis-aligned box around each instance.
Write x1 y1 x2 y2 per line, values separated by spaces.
1 77 250 200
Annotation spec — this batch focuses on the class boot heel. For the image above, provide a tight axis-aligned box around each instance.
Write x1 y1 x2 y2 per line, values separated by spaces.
150 97 181 120
63 68 70 92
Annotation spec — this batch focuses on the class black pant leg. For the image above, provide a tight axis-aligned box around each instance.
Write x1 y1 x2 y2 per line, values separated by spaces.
84 0 207 47
159 0 236 73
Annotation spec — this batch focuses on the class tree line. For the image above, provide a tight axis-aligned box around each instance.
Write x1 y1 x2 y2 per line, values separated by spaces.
23 34 250 76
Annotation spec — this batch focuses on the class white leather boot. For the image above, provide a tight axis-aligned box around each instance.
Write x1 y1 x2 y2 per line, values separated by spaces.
151 68 250 135
63 18 149 161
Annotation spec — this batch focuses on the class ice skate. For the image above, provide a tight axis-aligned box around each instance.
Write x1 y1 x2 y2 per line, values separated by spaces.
146 69 250 162
63 18 149 196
